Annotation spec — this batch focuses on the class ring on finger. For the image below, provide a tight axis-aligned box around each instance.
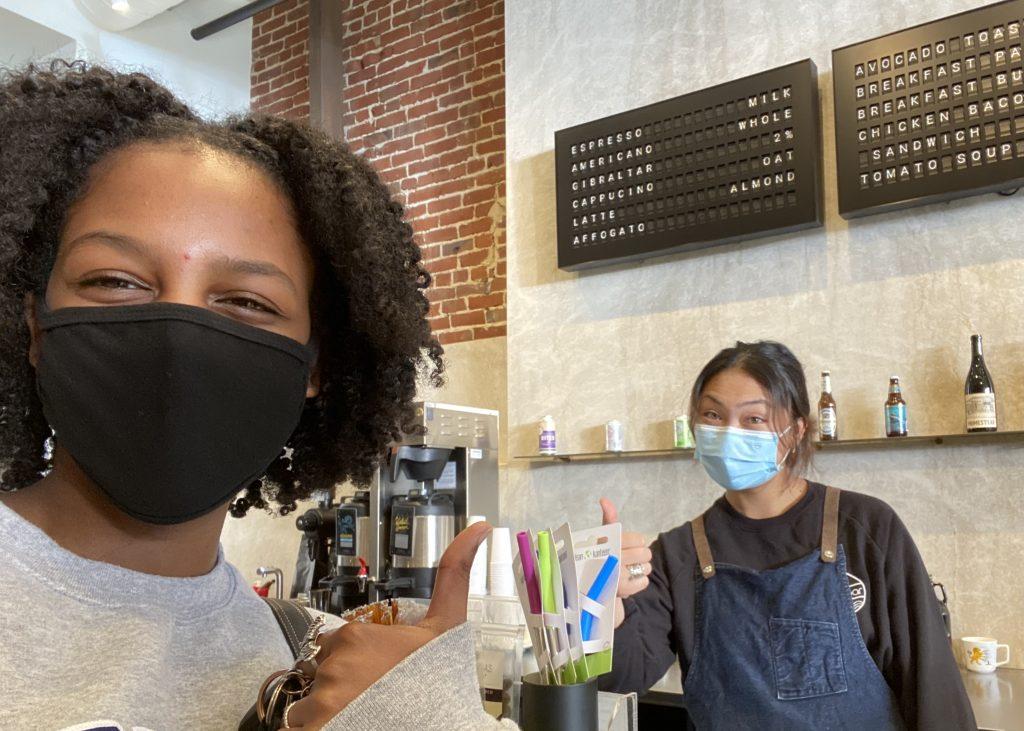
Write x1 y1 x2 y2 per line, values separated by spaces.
627 562 646 580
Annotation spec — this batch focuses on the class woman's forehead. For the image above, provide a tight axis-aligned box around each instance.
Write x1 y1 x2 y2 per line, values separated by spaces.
60 142 312 285
702 368 771 403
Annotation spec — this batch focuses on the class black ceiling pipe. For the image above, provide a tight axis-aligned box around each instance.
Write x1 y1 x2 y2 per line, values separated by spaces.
191 0 287 40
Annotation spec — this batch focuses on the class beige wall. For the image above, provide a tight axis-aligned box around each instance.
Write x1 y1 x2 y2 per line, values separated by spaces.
220 336 508 596
504 0 1024 671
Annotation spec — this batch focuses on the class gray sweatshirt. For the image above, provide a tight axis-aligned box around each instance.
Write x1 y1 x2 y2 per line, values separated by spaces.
0 501 514 730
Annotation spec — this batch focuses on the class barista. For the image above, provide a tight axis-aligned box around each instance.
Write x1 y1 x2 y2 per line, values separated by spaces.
601 341 975 730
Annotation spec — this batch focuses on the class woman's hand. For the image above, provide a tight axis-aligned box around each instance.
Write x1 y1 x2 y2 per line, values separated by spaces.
281 522 492 730
600 498 652 628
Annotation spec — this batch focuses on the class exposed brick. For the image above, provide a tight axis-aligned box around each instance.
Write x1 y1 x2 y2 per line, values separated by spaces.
473 325 506 339
407 99 438 119
424 255 458 273
454 281 486 297
429 315 452 331
426 194 462 214
390 147 425 168
438 329 473 345
413 127 446 146
409 179 465 204
272 0 508 341
376 41 439 77
458 218 493 237
462 187 495 206
457 248 488 267
375 110 407 128
427 285 455 302
255 12 287 38
421 226 459 244
471 75 504 98
475 46 503 66
468 293 504 309
440 298 467 314
428 48 460 70
442 1 473 21
436 149 470 168
438 88 472 110
437 27 475 52
422 136 460 159
450 310 485 328
440 239 471 256
439 206 475 227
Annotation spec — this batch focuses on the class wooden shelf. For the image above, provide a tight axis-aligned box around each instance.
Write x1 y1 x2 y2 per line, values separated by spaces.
514 448 695 464
512 430 1024 464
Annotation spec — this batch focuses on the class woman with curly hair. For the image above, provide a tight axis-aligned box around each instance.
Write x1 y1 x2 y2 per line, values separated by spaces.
0 62 510 730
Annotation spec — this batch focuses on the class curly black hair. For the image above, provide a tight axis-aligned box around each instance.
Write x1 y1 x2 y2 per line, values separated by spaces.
0 62 444 516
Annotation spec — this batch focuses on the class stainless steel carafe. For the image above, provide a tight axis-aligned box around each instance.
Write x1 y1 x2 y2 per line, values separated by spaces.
387 490 455 599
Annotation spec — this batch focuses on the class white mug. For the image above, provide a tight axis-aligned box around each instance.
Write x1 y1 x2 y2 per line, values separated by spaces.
961 636 1011 673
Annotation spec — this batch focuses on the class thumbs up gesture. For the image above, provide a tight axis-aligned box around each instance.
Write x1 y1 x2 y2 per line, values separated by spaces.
600 498 652 628
283 522 492 729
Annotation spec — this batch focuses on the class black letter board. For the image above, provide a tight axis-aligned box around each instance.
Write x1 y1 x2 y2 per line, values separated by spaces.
833 0 1024 218
554 59 823 271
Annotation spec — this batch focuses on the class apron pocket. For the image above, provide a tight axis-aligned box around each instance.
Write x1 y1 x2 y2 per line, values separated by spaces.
769 617 848 700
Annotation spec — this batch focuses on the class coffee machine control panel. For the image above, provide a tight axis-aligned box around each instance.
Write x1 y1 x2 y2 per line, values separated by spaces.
389 504 414 557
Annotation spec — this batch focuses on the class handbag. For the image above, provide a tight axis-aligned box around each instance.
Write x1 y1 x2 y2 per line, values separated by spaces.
238 598 321 731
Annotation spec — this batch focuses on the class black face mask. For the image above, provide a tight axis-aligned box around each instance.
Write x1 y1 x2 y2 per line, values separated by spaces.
34 302 314 525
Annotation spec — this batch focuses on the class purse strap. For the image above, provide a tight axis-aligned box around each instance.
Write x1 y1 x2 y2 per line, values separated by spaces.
238 599 317 731
263 597 315 660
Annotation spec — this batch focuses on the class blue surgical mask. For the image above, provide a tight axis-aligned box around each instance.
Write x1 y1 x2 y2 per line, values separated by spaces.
694 424 792 491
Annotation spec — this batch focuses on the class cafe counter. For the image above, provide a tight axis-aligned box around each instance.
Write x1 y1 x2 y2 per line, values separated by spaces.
640 666 1024 730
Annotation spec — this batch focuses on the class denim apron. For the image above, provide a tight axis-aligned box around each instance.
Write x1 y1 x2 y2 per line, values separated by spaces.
682 486 905 730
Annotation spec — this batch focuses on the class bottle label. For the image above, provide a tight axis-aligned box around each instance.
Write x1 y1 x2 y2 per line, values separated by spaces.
539 430 556 453
819 407 837 437
885 404 908 434
966 393 997 430
674 417 694 448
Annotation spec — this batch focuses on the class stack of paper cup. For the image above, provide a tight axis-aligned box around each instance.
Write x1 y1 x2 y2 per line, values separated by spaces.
488 526 515 597
467 515 488 596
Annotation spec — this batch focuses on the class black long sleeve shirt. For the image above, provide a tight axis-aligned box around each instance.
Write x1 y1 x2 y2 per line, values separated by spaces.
600 482 976 730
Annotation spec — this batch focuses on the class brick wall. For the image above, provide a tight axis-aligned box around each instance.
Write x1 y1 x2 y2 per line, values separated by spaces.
250 0 506 346
341 0 506 345
251 0 311 120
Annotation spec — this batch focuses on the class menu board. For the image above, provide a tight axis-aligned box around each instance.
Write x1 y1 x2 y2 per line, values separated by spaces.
833 0 1024 218
554 59 823 271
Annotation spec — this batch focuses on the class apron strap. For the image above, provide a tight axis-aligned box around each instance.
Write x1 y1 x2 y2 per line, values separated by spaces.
691 513 716 578
820 485 841 563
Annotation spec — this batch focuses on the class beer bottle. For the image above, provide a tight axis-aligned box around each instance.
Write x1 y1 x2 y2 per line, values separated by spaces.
885 376 908 437
965 334 997 432
818 371 838 441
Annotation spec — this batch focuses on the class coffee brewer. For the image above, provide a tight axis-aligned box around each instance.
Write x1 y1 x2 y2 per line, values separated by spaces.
368 403 499 602
291 402 499 610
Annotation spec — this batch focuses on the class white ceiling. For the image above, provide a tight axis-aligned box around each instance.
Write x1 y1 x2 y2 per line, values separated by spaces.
70 0 255 32
72 0 186 31
0 7 76 68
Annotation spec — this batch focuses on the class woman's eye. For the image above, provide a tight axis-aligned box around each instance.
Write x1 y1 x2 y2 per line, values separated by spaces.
80 275 143 290
702 410 720 420
221 296 279 315
748 416 767 425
